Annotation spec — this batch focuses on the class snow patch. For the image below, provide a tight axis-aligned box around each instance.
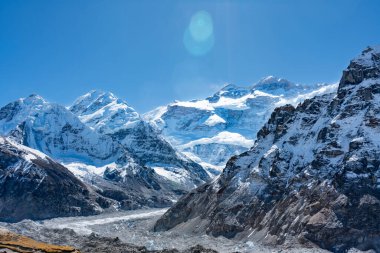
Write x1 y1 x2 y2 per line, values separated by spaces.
204 114 226 126
181 131 254 149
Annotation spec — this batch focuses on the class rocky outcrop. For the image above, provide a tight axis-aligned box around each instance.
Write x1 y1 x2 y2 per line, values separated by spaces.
0 137 112 222
154 46 380 252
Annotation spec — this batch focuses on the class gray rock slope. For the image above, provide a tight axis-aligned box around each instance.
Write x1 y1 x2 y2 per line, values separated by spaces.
154 46 380 253
0 136 113 222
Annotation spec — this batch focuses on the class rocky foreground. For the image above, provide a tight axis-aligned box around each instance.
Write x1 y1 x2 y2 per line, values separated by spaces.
1 208 333 253
0 227 217 253
0 228 79 253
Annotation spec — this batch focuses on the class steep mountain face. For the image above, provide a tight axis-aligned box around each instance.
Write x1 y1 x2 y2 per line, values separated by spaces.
0 136 112 222
70 91 210 187
154 46 380 252
145 78 337 171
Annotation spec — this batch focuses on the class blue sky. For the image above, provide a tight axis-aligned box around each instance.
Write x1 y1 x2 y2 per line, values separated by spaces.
1 0 380 113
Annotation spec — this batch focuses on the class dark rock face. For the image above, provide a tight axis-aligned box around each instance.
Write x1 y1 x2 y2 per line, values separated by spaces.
154 46 380 252
0 137 112 222
339 46 380 89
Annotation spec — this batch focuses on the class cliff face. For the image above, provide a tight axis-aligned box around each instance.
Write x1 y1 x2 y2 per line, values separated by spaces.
154 46 380 252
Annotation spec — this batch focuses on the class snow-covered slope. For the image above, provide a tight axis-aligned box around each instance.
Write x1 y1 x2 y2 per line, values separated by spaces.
154 46 380 252
145 77 337 169
70 90 210 186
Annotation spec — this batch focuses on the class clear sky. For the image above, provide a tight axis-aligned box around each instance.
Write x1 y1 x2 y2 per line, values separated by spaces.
1 0 380 113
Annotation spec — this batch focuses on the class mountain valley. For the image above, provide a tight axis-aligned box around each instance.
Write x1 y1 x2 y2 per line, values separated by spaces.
0 46 379 253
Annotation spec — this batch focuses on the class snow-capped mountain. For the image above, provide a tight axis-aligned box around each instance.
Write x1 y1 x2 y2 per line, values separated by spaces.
70 90 140 135
145 77 337 170
0 136 113 222
0 94 209 209
154 46 380 252
70 90 210 187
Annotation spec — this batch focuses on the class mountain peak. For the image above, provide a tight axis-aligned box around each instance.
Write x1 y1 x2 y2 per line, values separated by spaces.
70 90 133 117
257 75 290 85
93 90 117 100
22 94 47 105
207 84 250 102
339 45 380 91
81 90 118 104
220 84 240 91
252 76 304 95
70 90 141 135
351 45 380 68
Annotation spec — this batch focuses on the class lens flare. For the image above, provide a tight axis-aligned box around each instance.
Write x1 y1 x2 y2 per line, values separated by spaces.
184 10 214 56
189 11 213 42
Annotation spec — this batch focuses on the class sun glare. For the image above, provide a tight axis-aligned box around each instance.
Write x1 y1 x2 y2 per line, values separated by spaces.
184 10 214 56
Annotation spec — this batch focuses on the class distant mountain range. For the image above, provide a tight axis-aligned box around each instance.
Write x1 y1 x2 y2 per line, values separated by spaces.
145 76 337 170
